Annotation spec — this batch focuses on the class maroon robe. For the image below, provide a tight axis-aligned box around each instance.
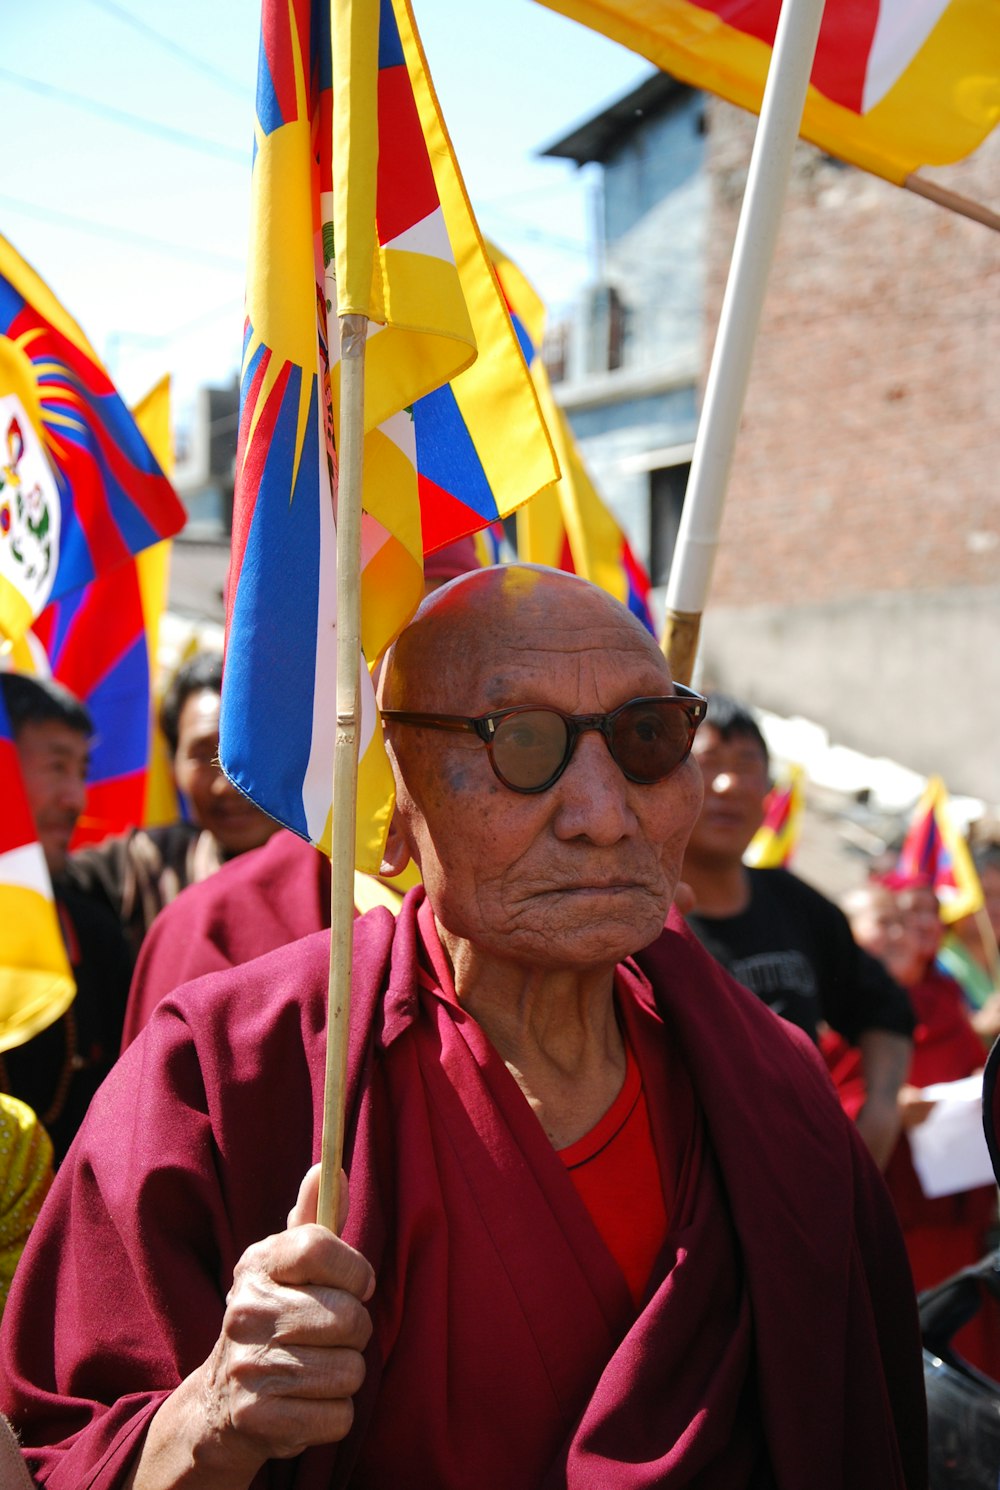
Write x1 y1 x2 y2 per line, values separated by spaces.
120 828 329 1048
0 893 926 1489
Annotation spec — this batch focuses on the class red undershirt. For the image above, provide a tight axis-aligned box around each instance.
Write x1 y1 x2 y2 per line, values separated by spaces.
415 897 668 1308
558 1040 668 1307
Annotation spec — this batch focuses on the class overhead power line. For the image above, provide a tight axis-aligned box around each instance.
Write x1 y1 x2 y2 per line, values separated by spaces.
0 68 247 164
82 0 248 97
0 193 245 271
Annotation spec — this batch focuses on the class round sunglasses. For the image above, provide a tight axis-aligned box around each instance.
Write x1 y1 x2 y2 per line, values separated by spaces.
381 686 707 794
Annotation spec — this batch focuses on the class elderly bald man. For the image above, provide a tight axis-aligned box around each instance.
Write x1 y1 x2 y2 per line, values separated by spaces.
1 567 925 1489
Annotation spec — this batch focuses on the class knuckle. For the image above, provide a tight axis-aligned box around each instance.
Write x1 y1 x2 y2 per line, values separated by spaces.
319 1292 373 1349
330 1348 367 1397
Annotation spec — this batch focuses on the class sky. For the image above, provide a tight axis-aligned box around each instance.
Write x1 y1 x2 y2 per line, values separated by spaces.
1 0 652 430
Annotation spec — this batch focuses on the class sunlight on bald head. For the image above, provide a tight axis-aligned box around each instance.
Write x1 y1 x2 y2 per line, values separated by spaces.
381 564 669 714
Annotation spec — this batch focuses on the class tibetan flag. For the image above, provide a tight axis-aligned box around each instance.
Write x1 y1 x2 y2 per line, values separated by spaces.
745 762 804 868
533 0 1000 183
221 0 557 871
0 684 75 1053
0 237 185 645
490 244 655 632
6 379 179 845
897 775 983 924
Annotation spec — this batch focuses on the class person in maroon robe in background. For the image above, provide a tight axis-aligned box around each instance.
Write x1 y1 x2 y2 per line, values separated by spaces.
832 876 999 1378
120 829 330 1048
0 567 926 1489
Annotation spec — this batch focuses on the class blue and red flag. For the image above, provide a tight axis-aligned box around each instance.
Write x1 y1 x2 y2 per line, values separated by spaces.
489 243 655 633
221 0 557 871
897 776 983 924
6 379 178 845
745 764 804 868
0 237 185 645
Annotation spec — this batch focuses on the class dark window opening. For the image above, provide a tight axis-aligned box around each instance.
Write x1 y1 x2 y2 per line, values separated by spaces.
649 463 690 586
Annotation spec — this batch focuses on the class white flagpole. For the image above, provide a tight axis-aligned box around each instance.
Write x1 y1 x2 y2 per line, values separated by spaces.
317 312 366 1234
662 0 828 684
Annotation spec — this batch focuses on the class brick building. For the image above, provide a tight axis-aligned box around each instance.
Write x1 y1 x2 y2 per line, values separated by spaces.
545 79 1000 800
699 100 999 800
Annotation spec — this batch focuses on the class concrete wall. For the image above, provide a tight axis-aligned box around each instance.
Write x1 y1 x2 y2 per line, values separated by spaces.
695 585 1000 801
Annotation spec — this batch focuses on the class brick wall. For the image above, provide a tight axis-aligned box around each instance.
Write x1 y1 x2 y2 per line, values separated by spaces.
702 101 1000 608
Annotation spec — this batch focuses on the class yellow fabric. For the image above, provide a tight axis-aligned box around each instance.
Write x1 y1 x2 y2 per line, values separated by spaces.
745 764 805 869
489 243 638 609
534 0 1000 183
909 776 984 925
0 882 75 1055
131 377 178 828
0 1093 53 1314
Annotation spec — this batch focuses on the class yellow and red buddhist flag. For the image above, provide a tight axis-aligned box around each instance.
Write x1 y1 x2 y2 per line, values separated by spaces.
745 762 804 868
220 0 557 871
5 378 179 845
490 244 655 630
533 0 1000 183
0 684 74 1051
0 237 185 646
897 775 982 924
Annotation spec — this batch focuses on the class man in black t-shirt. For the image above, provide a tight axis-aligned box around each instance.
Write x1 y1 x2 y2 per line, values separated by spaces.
682 694 914 1170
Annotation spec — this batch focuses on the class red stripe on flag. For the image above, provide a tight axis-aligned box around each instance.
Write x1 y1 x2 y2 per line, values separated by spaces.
260 0 310 127
692 0 879 114
47 565 145 703
376 64 440 243
71 772 146 849
558 532 577 575
0 738 39 855
417 473 492 552
227 350 291 638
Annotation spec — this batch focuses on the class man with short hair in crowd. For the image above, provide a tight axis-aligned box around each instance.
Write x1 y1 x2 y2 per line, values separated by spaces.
681 692 914 1169
2 569 925 1487
0 674 131 1160
67 651 279 964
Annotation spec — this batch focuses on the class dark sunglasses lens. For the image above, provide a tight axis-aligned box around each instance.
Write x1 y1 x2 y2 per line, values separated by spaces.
491 710 569 789
611 700 693 783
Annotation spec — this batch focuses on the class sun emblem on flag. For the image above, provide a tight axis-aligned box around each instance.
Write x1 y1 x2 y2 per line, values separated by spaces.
0 394 60 614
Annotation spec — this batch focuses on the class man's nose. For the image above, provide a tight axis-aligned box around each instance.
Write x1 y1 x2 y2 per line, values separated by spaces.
61 774 88 817
552 731 634 844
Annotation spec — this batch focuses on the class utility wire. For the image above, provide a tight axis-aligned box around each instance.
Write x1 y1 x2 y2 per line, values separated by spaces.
81 0 248 97
0 193 244 271
0 68 247 164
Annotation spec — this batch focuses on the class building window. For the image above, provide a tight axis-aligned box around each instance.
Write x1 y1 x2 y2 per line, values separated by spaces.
583 282 627 374
649 463 690 586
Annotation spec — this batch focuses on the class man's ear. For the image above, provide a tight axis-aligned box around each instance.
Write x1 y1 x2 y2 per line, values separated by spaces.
379 811 413 878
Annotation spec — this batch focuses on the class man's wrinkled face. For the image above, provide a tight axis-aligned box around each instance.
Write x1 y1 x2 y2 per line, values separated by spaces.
385 588 703 973
16 719 89 877
173 688 276 856
684 724 770 866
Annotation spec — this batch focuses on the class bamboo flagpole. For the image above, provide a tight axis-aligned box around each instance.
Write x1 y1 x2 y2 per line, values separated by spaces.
903 175 1000 235
661 0 827 685
973 903 1000 991
314 0 381 1235
317 313 367 1234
